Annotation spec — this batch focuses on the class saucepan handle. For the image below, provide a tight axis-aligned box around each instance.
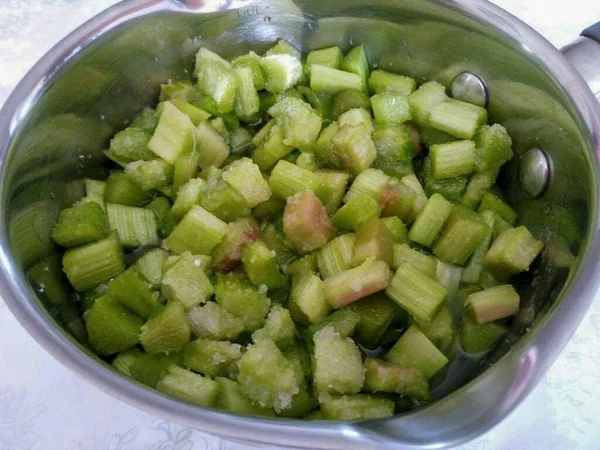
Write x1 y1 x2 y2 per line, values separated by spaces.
562 23 600 101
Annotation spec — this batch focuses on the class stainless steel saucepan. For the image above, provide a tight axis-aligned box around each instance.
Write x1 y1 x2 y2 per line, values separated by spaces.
1 1 600 448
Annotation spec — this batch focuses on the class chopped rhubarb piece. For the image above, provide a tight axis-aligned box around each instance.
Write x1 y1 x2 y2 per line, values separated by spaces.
283 191 336 254
324 257 392 309
379 183 417 222
212 217 261 273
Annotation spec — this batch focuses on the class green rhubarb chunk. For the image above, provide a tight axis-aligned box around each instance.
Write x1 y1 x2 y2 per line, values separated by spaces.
478 192 517 225
422 156 468 203
364 358 430 401
238 339 303 412
379 183 417 224
313 122 340 167
416 306 456 356
260 54 303 94
343 168 390 204
130 107 159 133
241 240 287 290
107 127 156 163
407 81 448 126
222 157 272 208
135 248 168 288
148 101 194 164
157 365 219 406
28 255 71 306
461 171 496 210
215 273 271 332
348 293 397 349
63 232 125 291
310 65 363 95
161 252 214 309
283 191 335 254
130 352 183 388
381 217 408 244
352 218 394 267
341 45 370 93
112 348 142 378
232 51 266 91
184 338 242 378
195 121 230 169
313 326 365 395
331 89 371 119
371 93 412 125
85 295 143 356
104 172 152 207
304 308 361 344
269 160 331 204
332 194 380 232
433 206 491 266
260 220 298 267
385 325 449 379
284 344 313 381
324 257 392 309
125 159 173 191
321 394 395 421
106 203 159 249
195 47 237 114
165 205 228 255
408 193 453 248
140 300 191 354
386 264 447 325
317 233 355 279
337 107 374 133
368 70 416 96
428 98 488 140
430 140 476 180
107 267 161 318
198 178 251 223
483 226 544 279
372 124 415 179
285 253 318 277
288 272 330 326
146 197 176 238
52 201 108 248
268 96 323 150
159 80 196 102
460 316 507 354
474 124 513 173
212 217 260 274
251 122 294 171
305 46 344 76
188 301 245 341
216 377 275 416
234 65 260 121
391 244 437 276
169 98 211 125
466 284 520 324
252 304 297 350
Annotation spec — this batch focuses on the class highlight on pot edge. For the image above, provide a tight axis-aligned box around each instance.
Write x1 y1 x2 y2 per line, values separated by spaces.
11 5 583 423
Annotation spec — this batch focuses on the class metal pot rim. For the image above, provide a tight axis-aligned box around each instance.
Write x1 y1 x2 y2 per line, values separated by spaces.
0 1 599 448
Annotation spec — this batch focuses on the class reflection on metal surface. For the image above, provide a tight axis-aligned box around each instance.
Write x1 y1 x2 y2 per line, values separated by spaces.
519 148 550 199
0 1 599 449
451 72 489 107
562 36 600 101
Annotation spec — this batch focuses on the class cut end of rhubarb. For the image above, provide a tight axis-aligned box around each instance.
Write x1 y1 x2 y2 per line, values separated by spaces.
283 191 336 253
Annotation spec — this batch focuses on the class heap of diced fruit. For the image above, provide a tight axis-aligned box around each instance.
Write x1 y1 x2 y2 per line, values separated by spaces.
31 40 545 421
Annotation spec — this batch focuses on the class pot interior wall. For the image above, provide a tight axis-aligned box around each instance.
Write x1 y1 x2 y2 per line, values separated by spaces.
1 0 594 426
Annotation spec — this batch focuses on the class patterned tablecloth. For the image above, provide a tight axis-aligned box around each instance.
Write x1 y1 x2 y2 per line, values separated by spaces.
1 1 600 449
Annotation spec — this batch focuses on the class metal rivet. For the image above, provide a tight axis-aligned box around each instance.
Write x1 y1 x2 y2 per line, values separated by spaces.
519 148 550 199
451 72 489 107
